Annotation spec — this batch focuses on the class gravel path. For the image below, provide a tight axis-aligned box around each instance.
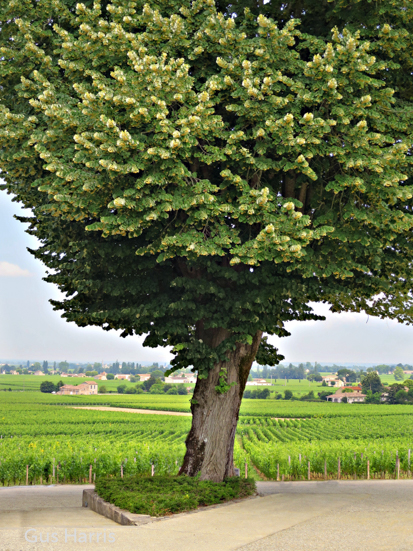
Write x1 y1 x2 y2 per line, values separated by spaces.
1 480 413 550
71 406 191 416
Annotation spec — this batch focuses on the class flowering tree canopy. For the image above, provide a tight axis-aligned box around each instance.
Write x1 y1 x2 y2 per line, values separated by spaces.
1 0 413 480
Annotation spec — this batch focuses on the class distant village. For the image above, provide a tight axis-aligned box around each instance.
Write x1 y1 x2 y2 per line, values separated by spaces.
1 360 412 404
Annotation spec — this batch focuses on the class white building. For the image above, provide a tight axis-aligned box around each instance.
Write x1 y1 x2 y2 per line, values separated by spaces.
322 376 345 388
246 378 272 386
56 381 98 395
327 390 366 403
114 374 131 381
164 374 197 384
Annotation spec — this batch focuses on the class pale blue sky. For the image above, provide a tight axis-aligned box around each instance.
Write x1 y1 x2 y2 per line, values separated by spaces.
1 187 413 364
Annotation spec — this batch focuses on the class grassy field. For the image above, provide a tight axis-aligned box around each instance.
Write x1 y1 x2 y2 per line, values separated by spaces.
379 374 399 385
0 374 176 393
0 373 322 397
1 392 413 486
0 372 401 397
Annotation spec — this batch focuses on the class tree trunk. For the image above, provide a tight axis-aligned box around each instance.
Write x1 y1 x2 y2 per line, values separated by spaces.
179 328 263 482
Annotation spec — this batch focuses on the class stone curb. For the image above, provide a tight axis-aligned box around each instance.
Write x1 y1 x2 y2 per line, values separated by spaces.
83 489 260 526
82 489 154 526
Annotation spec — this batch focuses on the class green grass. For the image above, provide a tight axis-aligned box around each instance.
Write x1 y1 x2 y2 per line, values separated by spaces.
0 372 403 398
380 374 398 385
95 475 256 516
267 379 324 397
0 374 186 393
0 373 326 398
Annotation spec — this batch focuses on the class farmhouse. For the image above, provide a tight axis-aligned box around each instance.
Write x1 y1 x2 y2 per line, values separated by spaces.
246 378 272 386
164 373 197 384
94 373 107 381
322 376 345 388
380 387 410 403
56 381 98 395
138 374 151 382
114 374 131 381
327 389 366 403
34 371 44 376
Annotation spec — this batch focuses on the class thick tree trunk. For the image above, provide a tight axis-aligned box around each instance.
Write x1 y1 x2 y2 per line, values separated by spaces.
179 328 262 482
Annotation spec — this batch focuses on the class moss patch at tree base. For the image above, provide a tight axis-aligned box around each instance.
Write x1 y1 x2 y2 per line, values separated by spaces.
95 475 256 517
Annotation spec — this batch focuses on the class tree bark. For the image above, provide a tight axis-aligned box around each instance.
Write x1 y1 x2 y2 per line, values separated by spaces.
179 328 263 482
298 182 308 212
283 173 296 199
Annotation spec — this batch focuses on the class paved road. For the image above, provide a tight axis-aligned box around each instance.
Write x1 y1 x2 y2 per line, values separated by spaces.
249 480 413 551
1 480 413 550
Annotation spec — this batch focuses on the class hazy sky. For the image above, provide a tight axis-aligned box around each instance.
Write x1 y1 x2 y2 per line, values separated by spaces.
1 187 413 365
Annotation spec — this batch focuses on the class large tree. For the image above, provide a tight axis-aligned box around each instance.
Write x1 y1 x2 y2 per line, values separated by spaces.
1 0 413 481
393 365 405 381
361 372 383 395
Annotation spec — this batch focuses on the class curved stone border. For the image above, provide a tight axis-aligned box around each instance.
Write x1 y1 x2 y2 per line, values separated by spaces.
82 489 154 526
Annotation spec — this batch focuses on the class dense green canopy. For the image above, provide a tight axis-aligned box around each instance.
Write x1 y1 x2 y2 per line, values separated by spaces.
1 0 413 375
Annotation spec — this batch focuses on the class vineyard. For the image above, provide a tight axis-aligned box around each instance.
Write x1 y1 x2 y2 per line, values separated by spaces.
0 393 413 485
3 390 412 417
239 416 413 480
0 394 249 485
